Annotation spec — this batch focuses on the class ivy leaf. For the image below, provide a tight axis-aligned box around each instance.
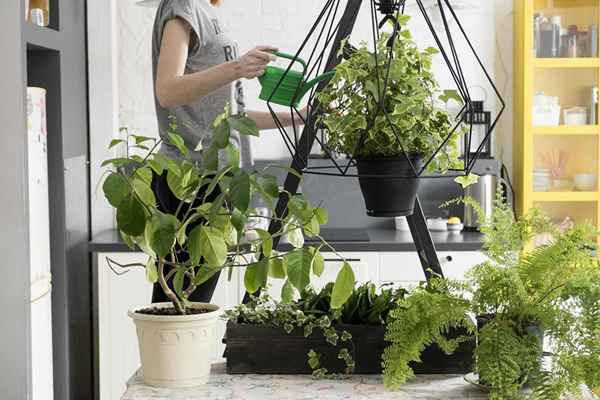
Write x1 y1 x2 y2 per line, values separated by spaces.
145 257 158 284
213 121 231 149
286 249 311 291
148 213 180 258
281 279 295 303
103 172 130 208
254 228 273 257
244 259 268 294
268 257 286 279
228 115 259 136
133 178 156 207
455 173 479 189
439 89 463 105
230 171 251 212
116 194 147 236
331 262 355 309
168 132 189 157
192 226 228 268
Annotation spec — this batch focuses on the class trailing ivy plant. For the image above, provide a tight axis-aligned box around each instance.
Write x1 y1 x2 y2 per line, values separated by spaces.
317 15 462 174
101 107 356 314
457 191 600 400
382 277 475 389
224 282 407 377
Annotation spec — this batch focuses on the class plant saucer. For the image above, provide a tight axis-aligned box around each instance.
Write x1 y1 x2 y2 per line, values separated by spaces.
463 373 490 392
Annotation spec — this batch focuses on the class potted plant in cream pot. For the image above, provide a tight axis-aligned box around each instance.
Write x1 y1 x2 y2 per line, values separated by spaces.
102 108 356 388
317 16 463 217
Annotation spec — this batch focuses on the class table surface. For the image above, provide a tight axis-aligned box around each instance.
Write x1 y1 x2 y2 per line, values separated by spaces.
122 363 491 400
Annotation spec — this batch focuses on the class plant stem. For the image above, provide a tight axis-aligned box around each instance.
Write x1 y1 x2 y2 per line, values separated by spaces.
158 258 186 315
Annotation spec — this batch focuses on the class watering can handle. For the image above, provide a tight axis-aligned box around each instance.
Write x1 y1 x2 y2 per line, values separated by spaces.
274 52 308 75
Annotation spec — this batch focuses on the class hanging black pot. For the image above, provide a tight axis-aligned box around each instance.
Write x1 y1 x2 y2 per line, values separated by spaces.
355 155 423 217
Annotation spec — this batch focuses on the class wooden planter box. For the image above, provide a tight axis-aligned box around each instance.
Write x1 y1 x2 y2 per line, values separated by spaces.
223 322 475 375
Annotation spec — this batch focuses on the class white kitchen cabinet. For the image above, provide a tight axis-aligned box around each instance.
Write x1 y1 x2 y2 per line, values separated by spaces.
379 251 487 285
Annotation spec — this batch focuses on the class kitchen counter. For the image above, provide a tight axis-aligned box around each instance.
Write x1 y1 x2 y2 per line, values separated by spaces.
90 228 484 254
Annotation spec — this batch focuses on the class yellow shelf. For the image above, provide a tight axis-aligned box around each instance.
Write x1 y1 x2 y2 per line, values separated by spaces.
532 125 599 135
532 192 599 202
534 58 600 69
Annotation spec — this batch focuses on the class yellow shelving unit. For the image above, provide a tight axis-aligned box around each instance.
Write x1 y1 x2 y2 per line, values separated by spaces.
514 0 600 229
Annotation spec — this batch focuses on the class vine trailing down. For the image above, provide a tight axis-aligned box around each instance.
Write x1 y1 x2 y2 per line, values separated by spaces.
101 106 357 315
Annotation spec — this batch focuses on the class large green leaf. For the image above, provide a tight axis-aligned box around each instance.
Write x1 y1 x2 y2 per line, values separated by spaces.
213 121 230 149
261 174 279 198
268 257 286 279
254 228 273 257
145 257 158 283
228 115 259 136
331 262 355 309
135 167 153 185
310 247 325 277
244 259 268 294
230 171 251 212
116 194 147 236
231 208 247 233
286 249 311 291
152 153 181 177
194 265 221 286
173 268 185 297
133 178 156 207
103 173 130 208
148 213 180 258
189 226 228 268
281 279 295 303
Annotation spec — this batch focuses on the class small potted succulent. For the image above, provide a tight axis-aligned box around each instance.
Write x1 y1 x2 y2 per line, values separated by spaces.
317 16 462 217
101 108 356 388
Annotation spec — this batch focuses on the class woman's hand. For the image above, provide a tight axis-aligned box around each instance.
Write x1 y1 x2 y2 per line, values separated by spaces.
234 46 279 79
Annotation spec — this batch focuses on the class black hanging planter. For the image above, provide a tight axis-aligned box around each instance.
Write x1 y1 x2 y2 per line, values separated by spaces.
355 155 423 217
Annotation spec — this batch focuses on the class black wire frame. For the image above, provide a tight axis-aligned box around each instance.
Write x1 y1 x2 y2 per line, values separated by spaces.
264 0 505 180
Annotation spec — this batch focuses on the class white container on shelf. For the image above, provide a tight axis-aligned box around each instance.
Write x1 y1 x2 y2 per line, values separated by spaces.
563 107 587 125
574 173 597 191
533 93 561 126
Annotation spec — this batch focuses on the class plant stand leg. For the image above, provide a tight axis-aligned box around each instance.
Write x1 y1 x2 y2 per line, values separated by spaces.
406 197 444 279
242 0 364 304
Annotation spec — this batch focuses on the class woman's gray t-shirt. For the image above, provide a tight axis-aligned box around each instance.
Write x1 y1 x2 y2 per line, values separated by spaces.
152 0 250 166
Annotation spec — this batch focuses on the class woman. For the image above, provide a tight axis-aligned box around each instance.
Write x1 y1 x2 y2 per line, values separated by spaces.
151 0 301 303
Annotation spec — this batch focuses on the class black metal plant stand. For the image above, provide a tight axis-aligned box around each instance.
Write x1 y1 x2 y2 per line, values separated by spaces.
243 0 503 302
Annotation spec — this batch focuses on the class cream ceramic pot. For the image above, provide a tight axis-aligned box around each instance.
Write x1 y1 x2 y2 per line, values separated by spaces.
128 302 220 388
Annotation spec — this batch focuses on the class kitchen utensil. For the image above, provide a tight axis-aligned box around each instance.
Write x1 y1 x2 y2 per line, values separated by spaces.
563 106 587 125
427 217 448 232
540 150 569 180
574 173 597 191
446 222 464 234
464 174 511 231
258 52 335 107
533 93 561 126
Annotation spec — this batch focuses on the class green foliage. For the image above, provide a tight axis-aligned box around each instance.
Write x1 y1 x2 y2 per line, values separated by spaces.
224 282 406 376
317 18 461 173
102 108 356 314
464 193 600 399
382 278 474 389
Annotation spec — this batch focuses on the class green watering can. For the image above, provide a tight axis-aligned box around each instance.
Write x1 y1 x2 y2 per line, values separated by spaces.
258 52 335 107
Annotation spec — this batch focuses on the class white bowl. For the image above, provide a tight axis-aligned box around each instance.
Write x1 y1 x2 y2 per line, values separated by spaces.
394 216 410 232
574 174 597 191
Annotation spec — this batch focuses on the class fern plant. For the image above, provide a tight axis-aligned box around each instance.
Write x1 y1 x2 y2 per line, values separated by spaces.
382 278 475 389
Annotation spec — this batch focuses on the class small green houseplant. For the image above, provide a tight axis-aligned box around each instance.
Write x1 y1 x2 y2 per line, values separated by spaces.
101 108 356 387
317 15 462 217
463 194 600 400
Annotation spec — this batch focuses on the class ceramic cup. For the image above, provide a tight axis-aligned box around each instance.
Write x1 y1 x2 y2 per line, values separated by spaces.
574 173 597 191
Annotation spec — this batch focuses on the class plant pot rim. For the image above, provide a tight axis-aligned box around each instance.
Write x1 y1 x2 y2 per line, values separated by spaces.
128 302 220 322
355 154 423 161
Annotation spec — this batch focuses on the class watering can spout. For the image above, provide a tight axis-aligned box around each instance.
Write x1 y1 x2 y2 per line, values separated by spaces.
258 51 336 107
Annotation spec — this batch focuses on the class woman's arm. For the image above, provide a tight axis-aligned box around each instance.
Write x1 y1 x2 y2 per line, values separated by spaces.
155 18 277 108
247 108 309 130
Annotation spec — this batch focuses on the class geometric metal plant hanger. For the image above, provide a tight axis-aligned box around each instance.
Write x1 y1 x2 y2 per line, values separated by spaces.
264 0 505 180
244 0 504 301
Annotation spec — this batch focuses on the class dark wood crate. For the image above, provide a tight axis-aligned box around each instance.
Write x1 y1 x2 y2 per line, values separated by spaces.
223 322 475 375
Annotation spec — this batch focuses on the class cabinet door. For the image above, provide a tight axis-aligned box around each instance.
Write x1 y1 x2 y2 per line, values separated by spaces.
437 251 488 280
259 252 378 302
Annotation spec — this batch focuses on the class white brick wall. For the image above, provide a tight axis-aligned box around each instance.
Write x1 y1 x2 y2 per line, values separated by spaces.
117 0 512 164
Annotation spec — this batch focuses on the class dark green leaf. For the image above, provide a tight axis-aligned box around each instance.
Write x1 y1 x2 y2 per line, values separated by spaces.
261 174 279 198
194 265 221 286
230 171 251 212
147 213 180 258
331 262 355 309
244 259 268 294
213 121 230 149
103 172 130 208
228 115 259 136
173 269 185 297
116 194 147 236
152 153 182 177
202 144 219 171
134 135 156 145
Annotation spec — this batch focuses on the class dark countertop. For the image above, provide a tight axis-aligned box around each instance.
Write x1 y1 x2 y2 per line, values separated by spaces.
90 228 484 254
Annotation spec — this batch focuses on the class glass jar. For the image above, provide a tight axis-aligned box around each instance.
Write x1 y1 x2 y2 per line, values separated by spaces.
28 0 50 27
